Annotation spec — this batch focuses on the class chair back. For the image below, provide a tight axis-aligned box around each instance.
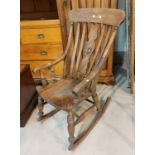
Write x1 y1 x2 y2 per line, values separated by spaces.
63 8 125 84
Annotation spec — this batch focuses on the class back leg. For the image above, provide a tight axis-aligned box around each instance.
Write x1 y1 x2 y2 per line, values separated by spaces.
92 93 101 112
38 96 44 121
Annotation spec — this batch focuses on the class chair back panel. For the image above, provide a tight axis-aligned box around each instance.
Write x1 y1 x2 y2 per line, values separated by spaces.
63 8 124 81
62 2 125 90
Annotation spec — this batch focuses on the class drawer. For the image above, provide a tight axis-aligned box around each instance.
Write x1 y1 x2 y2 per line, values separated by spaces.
20 44 63 60
20 60 63 78
20 27 62 44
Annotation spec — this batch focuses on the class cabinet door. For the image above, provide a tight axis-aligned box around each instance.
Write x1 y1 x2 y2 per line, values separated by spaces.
20 0 58 20
56 0 117 84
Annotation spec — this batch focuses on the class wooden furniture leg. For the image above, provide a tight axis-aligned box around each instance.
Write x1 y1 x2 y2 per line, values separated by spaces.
67 111 75 150
38 96 44 121
38 97 60 121
92 93 101 112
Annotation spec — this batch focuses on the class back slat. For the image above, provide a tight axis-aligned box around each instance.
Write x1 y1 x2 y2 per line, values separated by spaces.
70 23 80 76
63 25 74 77
75 23 86 73
80 0 86 8
78 24 99 77
87 0 94 8
94 0 101 8
96 28 117 69
86 0 94 39
87 29 117 82
94 25 112 68
111 0 117 8
101 0 110 8
88 25 112 75
71 0 79 9
87 24 106 73
69 8 125 26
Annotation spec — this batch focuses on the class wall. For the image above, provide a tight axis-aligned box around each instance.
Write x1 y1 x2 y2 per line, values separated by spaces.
115 0 128 52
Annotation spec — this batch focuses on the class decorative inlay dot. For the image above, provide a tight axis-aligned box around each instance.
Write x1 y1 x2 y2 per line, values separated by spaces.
88 48 92 52
92 14 96 18
86 79 89 82
99 15 102 19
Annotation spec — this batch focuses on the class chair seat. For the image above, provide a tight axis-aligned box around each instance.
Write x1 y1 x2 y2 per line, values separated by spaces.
39 79 79 109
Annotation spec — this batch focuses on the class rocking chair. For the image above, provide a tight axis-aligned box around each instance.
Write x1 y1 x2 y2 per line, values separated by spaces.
34 8 125 150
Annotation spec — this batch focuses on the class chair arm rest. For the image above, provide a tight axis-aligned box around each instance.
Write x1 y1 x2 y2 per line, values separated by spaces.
72 70 99 95
72 79 89 95
33 55 65 73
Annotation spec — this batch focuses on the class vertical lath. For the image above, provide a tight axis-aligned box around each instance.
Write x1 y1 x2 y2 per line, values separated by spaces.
94 26 112 67
70 23 80 76
63 25 73 77
79 0 86 8
86 0 94 8
86 0 94 36
110 0 117 8
101 0 110 8
97 28 117 69
87 24 106 74
94 0 101 8
92 0 101 75
75 24 86 74
71 0 79 9
71 0 79 36
78 24 99 77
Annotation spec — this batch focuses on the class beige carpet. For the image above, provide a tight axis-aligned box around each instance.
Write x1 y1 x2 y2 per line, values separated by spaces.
20 69 135 155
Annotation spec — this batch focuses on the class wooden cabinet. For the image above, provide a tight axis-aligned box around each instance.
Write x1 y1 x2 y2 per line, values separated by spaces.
20 19 64 78
20 0 117 84
20 65 38 127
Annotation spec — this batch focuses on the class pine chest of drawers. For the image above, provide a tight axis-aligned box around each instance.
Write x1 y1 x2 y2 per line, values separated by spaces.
20 19 64 81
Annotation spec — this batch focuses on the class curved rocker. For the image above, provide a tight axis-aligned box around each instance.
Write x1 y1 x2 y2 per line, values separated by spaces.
34 8 125 150
68 96 111 150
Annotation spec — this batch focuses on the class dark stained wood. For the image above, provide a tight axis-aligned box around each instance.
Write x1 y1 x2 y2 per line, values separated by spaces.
20 0 58 20
34 8 125 150
20 65 38 127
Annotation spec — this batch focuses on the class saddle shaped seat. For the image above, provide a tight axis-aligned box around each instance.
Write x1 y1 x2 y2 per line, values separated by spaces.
39 79 79 109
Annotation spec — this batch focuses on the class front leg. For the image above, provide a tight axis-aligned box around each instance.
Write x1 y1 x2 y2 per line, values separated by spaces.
67 111 75 150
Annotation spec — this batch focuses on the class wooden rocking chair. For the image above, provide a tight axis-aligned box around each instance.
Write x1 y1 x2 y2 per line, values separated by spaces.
34 8 125 150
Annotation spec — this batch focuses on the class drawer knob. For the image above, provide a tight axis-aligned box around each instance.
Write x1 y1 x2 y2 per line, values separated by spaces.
40 51 48 55
37 34 45 39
